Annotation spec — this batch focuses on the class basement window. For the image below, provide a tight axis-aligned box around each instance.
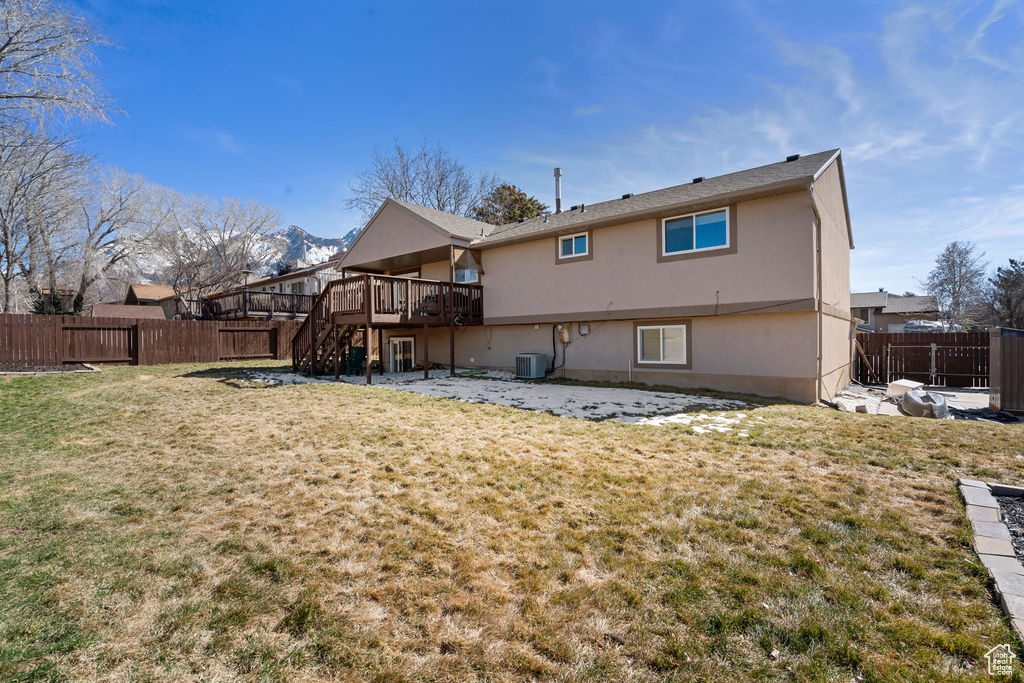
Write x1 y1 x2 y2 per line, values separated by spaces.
559 232 589 258
637 325 687 364
662 208 729 255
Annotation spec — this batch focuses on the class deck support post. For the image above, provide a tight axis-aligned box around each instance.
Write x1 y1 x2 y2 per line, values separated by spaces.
365 274 373 385
448 245 456 377
333 325 340 381
365 325 372 385
423 322 429 380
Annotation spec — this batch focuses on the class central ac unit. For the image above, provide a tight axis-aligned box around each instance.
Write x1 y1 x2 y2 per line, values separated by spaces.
515 353 547 379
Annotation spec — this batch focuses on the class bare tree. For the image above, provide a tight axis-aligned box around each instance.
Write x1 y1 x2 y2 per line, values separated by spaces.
923 240 988 330
0 127 87 312
60 168 169 311
158 192 281 297
0 0 114 127
347 140 497 219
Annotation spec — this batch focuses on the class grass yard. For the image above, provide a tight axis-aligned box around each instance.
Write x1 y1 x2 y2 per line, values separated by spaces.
2 361 1023 681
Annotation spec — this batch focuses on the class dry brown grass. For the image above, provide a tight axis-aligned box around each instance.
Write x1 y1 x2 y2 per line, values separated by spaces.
1 360 1023 681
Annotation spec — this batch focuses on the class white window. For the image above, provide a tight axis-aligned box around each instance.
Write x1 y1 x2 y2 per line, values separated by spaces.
454 267 478 283
637 325 687 364
559 232 589 258
662 207 729 255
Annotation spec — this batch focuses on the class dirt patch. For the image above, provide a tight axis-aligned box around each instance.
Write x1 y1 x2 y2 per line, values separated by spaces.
0 363 96 374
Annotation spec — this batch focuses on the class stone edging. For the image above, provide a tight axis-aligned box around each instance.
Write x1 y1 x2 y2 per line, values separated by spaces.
960 477 1024 641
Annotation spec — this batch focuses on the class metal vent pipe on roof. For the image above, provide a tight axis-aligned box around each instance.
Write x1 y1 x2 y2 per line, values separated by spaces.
554 167 562 213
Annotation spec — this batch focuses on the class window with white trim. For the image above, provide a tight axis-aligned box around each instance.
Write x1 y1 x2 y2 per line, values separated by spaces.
662 208 728 255
637 325 687 364
559 232 589 258
454 267 478 283
454 250 480 283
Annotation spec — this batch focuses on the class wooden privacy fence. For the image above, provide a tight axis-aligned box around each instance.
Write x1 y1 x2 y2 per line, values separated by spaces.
0 314 302 367
853 331 989 387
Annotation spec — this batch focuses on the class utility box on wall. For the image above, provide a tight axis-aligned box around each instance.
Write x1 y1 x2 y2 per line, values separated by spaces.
990 327 1024 415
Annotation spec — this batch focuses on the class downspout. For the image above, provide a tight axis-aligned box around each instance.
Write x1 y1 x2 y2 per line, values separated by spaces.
810 182 824 404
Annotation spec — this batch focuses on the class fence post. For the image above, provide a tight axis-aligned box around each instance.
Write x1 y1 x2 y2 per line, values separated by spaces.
930 342 937 386
136 320 144 366
886 342 891 385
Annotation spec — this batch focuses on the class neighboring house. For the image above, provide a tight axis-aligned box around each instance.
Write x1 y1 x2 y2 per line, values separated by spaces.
296 149 853 403
35 288 77 313
123 283 181 319
200 254 346 320
248 254 346 296
851 290 939 332
90 303 168 320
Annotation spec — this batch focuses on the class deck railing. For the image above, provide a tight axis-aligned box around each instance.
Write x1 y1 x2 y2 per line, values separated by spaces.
201 291 316 319
291 274 484 371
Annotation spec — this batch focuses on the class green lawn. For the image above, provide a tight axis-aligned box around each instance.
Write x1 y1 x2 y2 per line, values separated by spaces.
1 360 1022 681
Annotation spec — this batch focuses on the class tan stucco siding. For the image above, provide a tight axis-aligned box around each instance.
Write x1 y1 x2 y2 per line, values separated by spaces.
478 192 816 321
811 159 854 395
812 160 851 314
383 310 819 402
341 203 453 269
820 314 854 399
420 259 451 281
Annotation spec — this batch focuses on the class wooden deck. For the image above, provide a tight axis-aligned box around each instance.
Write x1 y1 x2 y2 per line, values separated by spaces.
324 274 483 328
201 291 316 320
291 274 483 377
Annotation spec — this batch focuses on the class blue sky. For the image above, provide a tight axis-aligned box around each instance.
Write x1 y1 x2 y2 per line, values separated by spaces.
74 0 1024 294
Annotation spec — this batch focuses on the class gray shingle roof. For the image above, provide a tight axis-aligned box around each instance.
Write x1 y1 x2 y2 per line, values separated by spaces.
389 199 496 240
850 291 938 314
883 295 938 314
850 291 889 308
478 149 841 245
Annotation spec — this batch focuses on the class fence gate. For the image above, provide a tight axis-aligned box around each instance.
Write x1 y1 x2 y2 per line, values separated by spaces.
854 331 989 387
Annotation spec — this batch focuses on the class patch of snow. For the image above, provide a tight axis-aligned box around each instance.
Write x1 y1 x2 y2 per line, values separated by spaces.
239 369 754 429
637 411 749 434
240 371 332 385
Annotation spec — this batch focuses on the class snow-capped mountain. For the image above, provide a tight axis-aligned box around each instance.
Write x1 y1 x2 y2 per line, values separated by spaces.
267 225 358 271
131 225 362 284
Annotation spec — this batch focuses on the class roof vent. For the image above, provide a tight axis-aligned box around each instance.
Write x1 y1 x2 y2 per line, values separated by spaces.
579 203 585 213
786 154 800 162
621 193 633 200
692 176 704 184
569 204 579 211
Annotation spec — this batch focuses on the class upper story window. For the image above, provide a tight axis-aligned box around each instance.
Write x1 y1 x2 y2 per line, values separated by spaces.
454 267 478 283
662 208 729 256
454 249 480 283
559 232 589 258
290 281 305 295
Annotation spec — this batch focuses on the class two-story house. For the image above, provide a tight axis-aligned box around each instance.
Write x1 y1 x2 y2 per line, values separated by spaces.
293 149 853 403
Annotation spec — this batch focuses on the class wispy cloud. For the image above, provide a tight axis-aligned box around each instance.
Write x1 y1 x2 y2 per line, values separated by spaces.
573 106 603 117
177 125 244 154
505 1 1024 293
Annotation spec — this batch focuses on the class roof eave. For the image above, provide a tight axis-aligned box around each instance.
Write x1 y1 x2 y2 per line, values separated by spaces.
474 177 813 249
